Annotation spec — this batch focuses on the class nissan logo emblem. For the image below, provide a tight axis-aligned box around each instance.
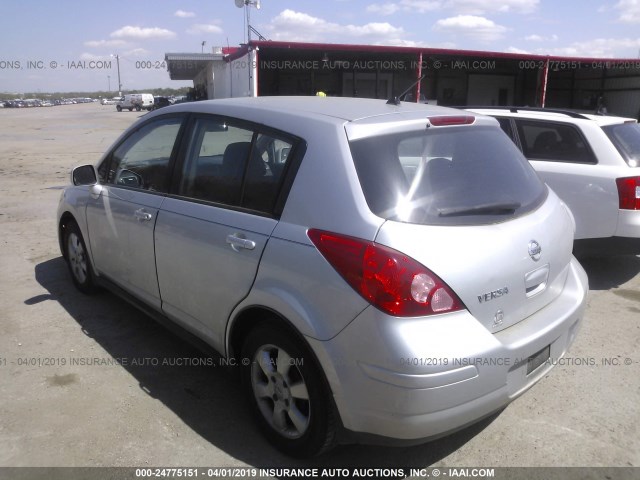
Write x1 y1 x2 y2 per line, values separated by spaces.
528 240 542 261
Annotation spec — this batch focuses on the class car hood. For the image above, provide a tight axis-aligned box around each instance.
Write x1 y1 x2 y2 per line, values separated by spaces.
374 189 575 333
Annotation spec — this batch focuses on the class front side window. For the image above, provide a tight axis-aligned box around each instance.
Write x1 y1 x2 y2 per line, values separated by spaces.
99 117 183 192
178 117 294 214
515 120 596 164
349 125 546 226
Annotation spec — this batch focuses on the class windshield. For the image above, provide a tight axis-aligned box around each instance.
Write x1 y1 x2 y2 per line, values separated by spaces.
349 125 547 226
602 122 640 167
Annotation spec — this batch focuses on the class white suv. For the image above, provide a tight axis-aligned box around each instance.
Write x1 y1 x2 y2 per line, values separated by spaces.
467 107 640 255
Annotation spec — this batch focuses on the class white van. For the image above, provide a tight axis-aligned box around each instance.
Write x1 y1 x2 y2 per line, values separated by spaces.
116 93 154 112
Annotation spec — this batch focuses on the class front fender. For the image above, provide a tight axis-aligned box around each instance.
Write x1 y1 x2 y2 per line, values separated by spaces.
57 186 97 273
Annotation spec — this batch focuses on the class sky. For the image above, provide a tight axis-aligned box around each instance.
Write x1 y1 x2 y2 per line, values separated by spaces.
2 0 640 94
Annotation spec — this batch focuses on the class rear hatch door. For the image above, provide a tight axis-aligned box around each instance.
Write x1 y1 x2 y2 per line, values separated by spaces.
347 114 574 331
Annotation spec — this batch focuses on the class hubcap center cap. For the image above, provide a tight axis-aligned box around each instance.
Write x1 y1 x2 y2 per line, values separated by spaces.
271 374 290 402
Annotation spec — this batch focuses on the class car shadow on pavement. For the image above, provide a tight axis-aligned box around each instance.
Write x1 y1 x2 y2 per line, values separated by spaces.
32 256 499 471
578 255 640 291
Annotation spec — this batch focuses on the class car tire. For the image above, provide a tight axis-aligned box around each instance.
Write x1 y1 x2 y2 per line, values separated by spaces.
135 105 141 112
63 221 97 294
241 324 337 457
116 105 122 112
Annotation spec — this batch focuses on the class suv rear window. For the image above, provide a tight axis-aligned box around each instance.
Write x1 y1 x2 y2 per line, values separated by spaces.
349 125 547 226
602 122 640 167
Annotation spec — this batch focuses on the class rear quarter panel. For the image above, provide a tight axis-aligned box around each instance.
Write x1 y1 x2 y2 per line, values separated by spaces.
530 161 619 239
228 116 384 341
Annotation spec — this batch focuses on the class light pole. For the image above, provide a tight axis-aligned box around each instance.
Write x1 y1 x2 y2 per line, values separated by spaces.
107 75 111 92
111 54 122 96
201 41 206 53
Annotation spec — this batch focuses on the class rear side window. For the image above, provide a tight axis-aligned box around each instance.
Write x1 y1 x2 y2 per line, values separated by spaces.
179 119 254 206
602 122 640 167
244 133 293 212
515 120 596 164
178 116 295 214
349 125 546 226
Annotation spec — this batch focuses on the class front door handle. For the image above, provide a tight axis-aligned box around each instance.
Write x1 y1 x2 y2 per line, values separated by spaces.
134 208 153 222
226 234 256 252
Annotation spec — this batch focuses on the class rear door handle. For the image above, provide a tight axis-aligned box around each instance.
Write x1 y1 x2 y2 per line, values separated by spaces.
226 234 256 251
134 208 153 222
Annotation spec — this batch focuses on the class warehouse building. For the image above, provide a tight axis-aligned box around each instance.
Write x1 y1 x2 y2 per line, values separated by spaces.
165 40 640 118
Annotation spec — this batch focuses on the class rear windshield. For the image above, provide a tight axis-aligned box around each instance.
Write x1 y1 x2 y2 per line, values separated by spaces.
349 125 547 226
602 122 640 167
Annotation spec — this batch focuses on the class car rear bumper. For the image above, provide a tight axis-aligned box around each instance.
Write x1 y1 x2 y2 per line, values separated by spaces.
308 257 588 441
616 209 640 238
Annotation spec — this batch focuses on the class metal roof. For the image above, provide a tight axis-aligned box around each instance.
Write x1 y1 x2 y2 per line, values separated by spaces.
225 40 640 65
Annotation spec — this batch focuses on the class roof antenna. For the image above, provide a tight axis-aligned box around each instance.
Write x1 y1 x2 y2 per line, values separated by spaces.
387 73 426 106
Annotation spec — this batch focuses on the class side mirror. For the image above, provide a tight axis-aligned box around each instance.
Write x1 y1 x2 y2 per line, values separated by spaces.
72 165 98 186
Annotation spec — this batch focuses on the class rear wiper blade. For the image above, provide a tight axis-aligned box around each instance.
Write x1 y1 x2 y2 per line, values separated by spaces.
438 202 521 217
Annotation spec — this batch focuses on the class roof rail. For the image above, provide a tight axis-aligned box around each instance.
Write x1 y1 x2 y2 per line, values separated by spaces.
462 106 591 120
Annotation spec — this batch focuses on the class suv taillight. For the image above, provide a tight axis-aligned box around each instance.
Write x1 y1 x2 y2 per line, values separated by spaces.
616 177 640 210
308 229 464 317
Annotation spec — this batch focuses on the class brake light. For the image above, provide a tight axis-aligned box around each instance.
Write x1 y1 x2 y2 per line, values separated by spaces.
308 229 464 317
616 177 640 210
428 115 475 126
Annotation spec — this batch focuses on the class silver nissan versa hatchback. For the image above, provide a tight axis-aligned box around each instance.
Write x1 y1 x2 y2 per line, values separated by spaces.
57 96 588 457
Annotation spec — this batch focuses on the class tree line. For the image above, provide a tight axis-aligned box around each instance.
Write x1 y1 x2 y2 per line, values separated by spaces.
2 87 191 99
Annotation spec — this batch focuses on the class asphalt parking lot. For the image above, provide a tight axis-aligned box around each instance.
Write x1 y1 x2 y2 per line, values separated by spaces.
0 103 638 475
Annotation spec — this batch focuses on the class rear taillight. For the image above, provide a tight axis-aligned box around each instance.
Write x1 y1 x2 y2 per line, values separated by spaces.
616 177 640 210
308 229 464 317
